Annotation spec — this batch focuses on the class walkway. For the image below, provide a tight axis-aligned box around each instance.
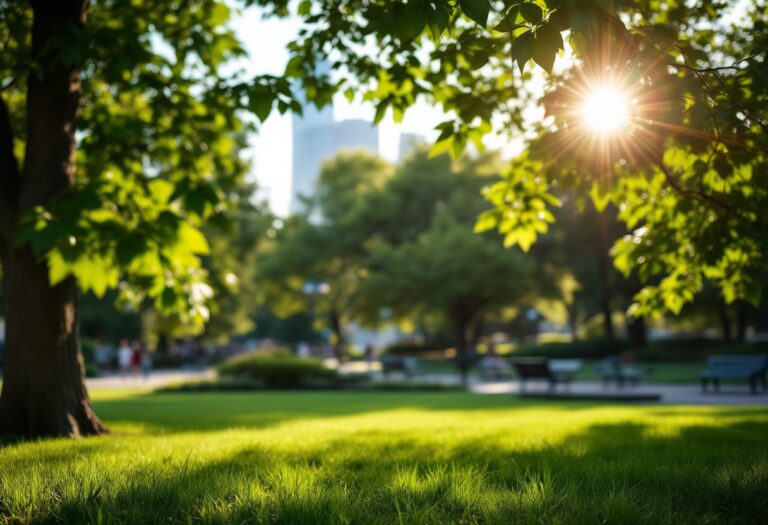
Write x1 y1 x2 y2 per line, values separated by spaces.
83 368 768 406
471 380 768 406
85 369 213 389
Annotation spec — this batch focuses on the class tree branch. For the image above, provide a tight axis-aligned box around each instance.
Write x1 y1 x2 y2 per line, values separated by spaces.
0 94 20 242
657 161 730 211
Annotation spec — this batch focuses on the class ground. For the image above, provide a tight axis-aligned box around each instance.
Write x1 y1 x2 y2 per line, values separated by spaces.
1 390 767 524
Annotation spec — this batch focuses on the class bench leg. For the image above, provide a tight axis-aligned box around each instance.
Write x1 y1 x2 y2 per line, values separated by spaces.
750 377 757 395
701 378 708 393
714 379 720 392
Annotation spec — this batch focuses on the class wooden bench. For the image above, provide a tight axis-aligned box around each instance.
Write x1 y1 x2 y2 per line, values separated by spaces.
595 356 653 388
380 356 419 378
511 357 574 393
478 356 512 380
700 355 768 394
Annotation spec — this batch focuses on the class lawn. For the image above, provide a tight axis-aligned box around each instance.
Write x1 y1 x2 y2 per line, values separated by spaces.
1 390 767 524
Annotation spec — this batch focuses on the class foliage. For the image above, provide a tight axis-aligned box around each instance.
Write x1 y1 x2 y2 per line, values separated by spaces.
1 390 767 523
216 351 338 389
0 1 295 328
256 151 394 346
357 151 538 356
256 0 768 319
514 337 632 359
384 341 447 356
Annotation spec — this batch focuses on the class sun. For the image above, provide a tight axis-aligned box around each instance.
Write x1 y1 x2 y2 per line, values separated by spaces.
580 86 630 135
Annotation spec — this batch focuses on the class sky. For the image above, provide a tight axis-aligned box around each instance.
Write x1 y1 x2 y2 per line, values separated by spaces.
230 7 449 216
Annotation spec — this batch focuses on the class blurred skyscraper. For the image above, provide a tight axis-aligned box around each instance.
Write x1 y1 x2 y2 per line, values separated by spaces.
397 132 427 162
290 74 379 213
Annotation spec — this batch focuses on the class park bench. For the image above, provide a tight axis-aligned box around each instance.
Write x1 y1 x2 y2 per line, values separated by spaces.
595 355 653 388
478 356 512 380
380 356 419 378
510 357 574 393
700 355 768 394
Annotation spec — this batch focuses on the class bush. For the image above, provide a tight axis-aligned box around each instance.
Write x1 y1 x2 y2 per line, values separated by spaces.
217 352 338 389
158 378 265 392
384 341 446 356
366 381 465 392
636 339 768 362
514 338 631 359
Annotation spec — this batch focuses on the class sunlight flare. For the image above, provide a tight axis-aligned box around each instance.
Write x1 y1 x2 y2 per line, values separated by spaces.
580 86 630 134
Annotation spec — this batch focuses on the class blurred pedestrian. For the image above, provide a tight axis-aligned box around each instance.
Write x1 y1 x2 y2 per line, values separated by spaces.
297 342 311 359
117 339 132 378
364 343 375 372
141 347 152 378
130 340 142 378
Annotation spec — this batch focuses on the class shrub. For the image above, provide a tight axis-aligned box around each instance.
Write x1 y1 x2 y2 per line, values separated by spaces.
384 341 446 356
514 338 631 359
216 352 337 389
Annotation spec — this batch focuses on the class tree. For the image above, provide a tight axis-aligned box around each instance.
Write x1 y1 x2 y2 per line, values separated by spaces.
3 0 765 436
273 0 766 322
256 151 393 353
0 1 296 436
358 151 535 382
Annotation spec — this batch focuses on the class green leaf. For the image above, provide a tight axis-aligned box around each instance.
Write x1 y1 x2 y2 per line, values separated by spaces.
510 31 535 72
460 0 490 27
532 22 562 74
116 233 148 266
520 3 543 24
178 223 210 255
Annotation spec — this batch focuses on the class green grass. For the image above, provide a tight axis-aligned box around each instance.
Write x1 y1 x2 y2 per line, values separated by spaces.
1 390 767 524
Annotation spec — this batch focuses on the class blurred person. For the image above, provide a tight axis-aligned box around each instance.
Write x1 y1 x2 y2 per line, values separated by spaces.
130 340 143 378
141 347 152 378
364 343 375 371
117 339 132 378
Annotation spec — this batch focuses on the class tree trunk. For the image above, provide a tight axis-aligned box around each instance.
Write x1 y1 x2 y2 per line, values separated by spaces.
0 249 106 437
594 210 614 339
719 301 733 343
626 316 647 348
566 304 579 342
735 302 750 343
328 309 345 361
452 314 470 385
0 0 105 437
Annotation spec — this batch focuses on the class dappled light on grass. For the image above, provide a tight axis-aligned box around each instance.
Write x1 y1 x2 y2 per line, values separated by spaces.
1 391 767 523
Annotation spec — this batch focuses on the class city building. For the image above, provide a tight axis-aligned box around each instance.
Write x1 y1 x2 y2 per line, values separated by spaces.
290 102 379 214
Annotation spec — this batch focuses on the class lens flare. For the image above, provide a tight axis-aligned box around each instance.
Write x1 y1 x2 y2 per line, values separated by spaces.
580 87 630 134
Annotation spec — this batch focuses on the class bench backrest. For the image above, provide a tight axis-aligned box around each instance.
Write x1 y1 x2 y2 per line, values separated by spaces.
380 356 418 370
511 358 552 379
705 355 768 374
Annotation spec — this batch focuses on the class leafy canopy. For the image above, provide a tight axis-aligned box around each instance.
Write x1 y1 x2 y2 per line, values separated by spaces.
263 0 767 316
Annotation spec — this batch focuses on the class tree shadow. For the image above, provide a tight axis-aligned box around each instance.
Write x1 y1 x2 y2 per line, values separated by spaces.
11 417 768 524
88 390 632 434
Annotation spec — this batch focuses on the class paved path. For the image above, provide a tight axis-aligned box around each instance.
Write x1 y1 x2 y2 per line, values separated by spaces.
364 370 768 406
86 369 214 389
470 380 768 406
85 368 768 406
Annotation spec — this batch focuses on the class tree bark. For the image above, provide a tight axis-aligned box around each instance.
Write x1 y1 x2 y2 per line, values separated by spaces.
735 302 750 343
626 315 647 348
719 301 732 343
451 311 470 385
566 303 579 342
0 0 106 437
594 210 614 339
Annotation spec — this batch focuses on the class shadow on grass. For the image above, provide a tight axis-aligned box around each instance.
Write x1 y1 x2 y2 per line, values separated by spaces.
89 390 646 433
25 418 768 524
